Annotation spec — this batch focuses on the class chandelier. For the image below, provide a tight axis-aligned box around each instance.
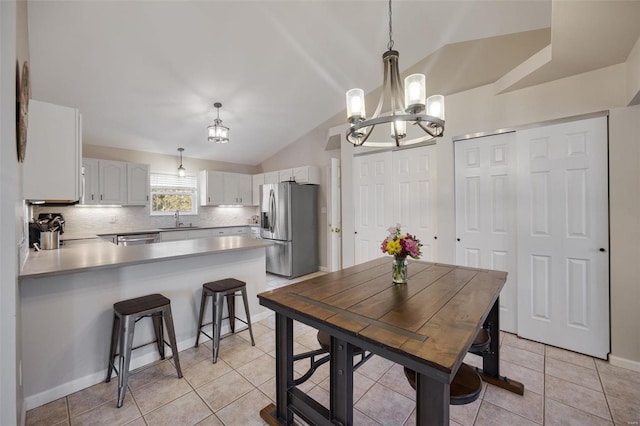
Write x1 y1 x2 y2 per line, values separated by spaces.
208 102 229 143
345 0 445 147
177 147 186 177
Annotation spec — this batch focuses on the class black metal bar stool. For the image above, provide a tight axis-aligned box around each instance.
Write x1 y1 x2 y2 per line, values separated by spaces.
105 293 182 408
195 278 255 363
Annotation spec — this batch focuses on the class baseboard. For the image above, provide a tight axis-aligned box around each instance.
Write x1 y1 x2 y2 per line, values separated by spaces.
319 266 329 272
24 310 273 411
609 354 640 373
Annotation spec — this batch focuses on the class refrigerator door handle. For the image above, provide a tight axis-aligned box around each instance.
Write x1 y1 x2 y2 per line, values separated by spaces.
268 189 276 234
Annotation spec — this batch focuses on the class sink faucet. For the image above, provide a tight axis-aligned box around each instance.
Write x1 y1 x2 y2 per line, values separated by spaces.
174 210 183 228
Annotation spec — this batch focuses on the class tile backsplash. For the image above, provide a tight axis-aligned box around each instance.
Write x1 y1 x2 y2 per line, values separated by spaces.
32 205 260 234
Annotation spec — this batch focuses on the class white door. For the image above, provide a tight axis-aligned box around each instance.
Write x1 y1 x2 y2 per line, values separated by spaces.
455 132 518 333
516 117 609 358
354 151 393 264
328 158 342 272
393 145 438 261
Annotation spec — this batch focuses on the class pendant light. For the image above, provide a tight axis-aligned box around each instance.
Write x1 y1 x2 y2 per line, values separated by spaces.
345 0 445 147
208 102 230 143
177 148 186 177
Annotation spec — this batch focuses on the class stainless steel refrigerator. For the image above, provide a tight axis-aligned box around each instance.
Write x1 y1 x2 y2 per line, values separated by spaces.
260 182 318 278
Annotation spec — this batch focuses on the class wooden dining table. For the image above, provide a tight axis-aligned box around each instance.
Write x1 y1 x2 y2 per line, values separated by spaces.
258 257 524 426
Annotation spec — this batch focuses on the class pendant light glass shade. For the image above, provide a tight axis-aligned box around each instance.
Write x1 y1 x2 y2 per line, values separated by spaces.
346 88 366 122
404 74 426 114
426 95 445 120
208 102 230 144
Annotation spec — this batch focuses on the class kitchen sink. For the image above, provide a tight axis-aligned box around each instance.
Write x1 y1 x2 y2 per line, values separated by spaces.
157 226 201 230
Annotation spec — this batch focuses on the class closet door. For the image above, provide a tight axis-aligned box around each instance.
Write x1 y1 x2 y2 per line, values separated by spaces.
353 151 393 265
516 117 609 358
393 145 438 261
455 132 518 333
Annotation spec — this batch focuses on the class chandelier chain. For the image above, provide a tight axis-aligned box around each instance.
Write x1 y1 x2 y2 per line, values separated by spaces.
387 0 394 50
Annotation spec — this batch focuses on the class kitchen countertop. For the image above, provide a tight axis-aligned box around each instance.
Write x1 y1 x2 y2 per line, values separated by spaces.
61 224 261 241
20 236 272 280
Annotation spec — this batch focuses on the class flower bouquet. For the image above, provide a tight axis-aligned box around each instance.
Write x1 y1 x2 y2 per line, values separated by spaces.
381 224 422 284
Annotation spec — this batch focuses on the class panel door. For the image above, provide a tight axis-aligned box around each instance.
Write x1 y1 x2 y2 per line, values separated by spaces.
99 160 126 204
353 151 393 265
237 174 252 205
454 132 518 332
81 158 99 205
126 163 149 205
392 145 438 261
516 117 609 358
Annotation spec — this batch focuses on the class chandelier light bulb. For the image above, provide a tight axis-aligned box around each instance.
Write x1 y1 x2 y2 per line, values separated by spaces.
426 95 445 120
391 115 406 139
404 74 426 113
346 88 366 122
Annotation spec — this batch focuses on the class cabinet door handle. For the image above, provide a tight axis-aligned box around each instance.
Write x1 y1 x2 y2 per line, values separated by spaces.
91 194 94 201
100 194 103 201
208 196 211 203
146 195 149 201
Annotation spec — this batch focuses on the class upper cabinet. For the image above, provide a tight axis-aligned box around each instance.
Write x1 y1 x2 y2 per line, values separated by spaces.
264 171 280 184
126 163 150 205
23 100 82 202
252 174 264 206
291 166 320 184
200 171 252 206
81 159 149 205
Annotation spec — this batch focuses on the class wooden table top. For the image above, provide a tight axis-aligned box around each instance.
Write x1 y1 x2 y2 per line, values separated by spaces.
258 257 507 376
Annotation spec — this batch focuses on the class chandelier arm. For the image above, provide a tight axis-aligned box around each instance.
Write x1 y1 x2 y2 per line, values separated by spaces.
390 56 405 111
416 121 437 138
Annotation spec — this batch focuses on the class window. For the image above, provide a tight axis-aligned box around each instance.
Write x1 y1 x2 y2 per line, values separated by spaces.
150 173 198 215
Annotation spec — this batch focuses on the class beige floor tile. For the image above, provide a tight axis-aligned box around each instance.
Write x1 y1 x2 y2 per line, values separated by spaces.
127 360 181 391
251 331 276 354
237 322 273 342
483 385 543 424
545 375 611 421
216 388 274 426
257 376 316 403
236 354 276 387
194 414 223 425
123 417 146 426
195 370 254 412
257 314 276 330
294 330 322 350
172 345 212 371
26 397 68 426
546 356 603 391
130 375 192 414
377 364 416 400
502 333 545 355
606 393 640 425
474 401 539 426
143 391 212 426
599 371 640 402
317 371 377 403
545 345 596 370
355 408 382 425
183 357 234 389
307 384 330 408
499 360 544 396
354 383 414 426
500 344 544 373
462 352 483 369
355 355 395 381
403 409 464 426
595 359 640 385
67 379 120 416
544 398 613 426
449 383 487 426
70 394 141 426
218 339 267 369
293 321 317 337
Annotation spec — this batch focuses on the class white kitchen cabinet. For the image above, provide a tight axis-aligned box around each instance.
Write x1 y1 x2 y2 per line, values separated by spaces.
126 163 150 205
160 230 185 242
264 171 279 184
250 226 261 239
279 169 294 182
292 166 320 184
99 160 127 205
188 229 211 239
252 173 264 206
82 158 99 205
223 172 252 205
211 228 231 237
23 100 82 202
199 170 224 206
200 171 251 205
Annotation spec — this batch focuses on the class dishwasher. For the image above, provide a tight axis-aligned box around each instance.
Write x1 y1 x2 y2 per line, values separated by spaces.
116 233 160 246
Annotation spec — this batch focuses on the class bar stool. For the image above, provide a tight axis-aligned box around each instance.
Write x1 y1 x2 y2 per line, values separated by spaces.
106 293 182 408
195 278 255 363
403 363 483 405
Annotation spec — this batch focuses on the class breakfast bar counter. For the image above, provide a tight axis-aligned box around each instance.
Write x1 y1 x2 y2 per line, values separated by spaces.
19 236 271 410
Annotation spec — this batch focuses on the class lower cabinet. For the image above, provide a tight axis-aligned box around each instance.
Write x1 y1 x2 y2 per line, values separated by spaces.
159 227 250 242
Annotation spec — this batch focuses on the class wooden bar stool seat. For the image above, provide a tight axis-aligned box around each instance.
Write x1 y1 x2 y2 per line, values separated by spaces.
195 278 255 363
469 327 491 354
106 293 182 408
404 363 482 405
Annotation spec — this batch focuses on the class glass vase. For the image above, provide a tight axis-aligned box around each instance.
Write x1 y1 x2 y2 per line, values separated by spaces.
392 256 408 284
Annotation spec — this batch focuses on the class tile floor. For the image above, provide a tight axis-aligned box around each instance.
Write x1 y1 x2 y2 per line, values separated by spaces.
27 273 640 426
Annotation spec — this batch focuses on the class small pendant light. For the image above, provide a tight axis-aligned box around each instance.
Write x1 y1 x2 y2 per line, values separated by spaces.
177 147 186 177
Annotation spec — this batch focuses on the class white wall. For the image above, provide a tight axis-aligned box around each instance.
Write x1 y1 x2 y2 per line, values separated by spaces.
1 1 22 424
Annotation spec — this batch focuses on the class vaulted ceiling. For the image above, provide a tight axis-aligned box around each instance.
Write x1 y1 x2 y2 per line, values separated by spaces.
26 1 639 166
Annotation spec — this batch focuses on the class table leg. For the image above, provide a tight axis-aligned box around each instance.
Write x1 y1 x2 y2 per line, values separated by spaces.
415 372 449 426
478 297 525 395
261 313 294 425
330 336 354 425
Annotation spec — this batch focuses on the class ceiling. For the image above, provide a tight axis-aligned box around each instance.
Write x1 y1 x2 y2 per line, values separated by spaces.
25 1 638 166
